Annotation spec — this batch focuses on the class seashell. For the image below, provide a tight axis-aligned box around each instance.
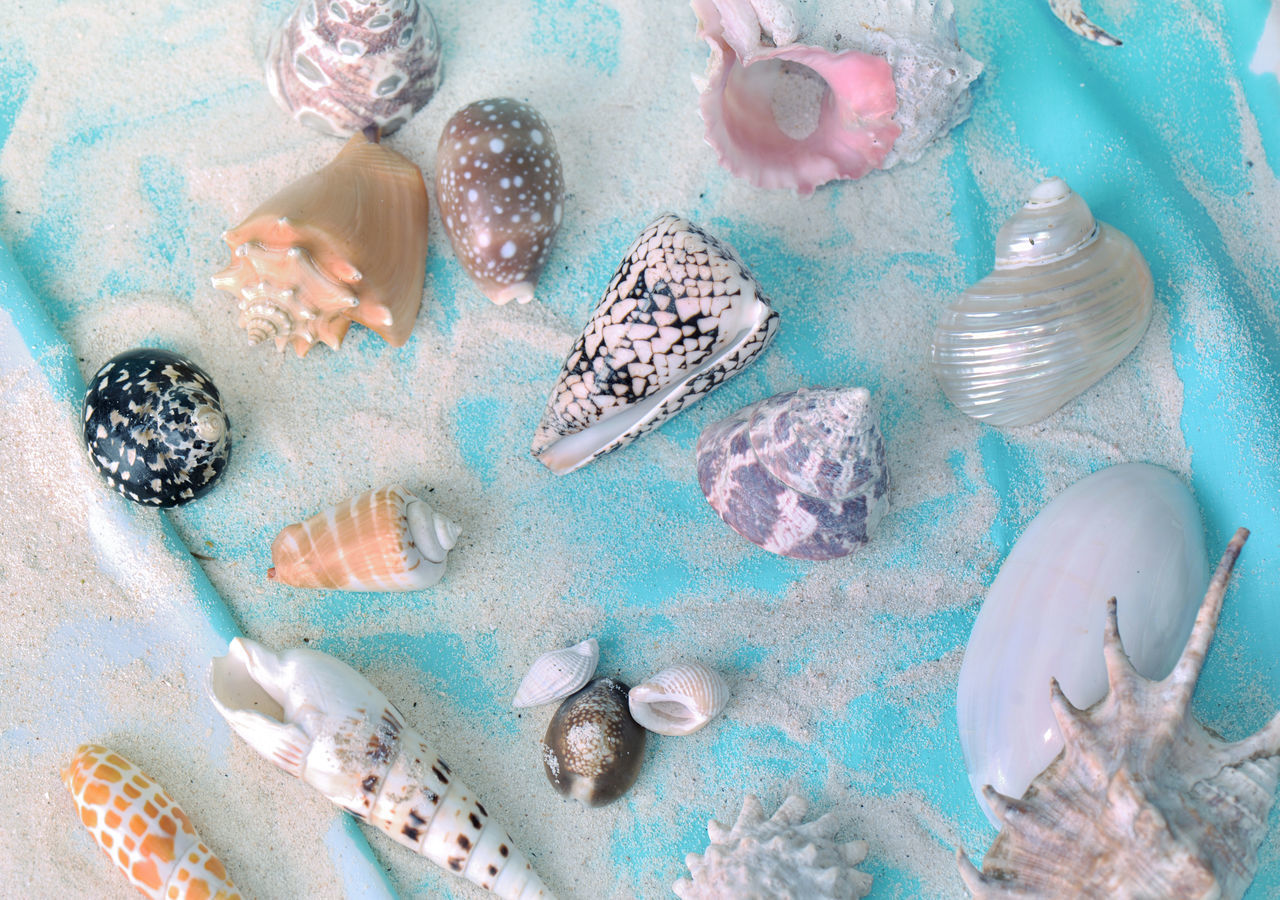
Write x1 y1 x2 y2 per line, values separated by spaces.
436 98 565 305
628 662 729 736
212 132 430 358
540 679 646 807
268 484 459 591
956 463 1208 825
512 639 598 709
675 794 872 899
531 214 779 474
63 743 242 899
208 638 554 900
695 387 890 560
1047 0 1121 46
82 349 231 508
691 0 982 193
929 177 1153 427
265 0 442 138
958 529 1280 899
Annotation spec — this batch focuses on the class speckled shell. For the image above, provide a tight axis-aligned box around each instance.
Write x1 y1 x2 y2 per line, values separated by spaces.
268 484 459 591
696 387 889 560
265 0 442 138
513 639 599 709
212 133 429 357
675 794 872 899
82 349 230 508
208 638 553 900
1048 0 1121 45
63 744 241 900
436 98 565 305
628 662 729 736
531 214 779 474
958 530 1280 900
540 679 646 807
929 177 1153 426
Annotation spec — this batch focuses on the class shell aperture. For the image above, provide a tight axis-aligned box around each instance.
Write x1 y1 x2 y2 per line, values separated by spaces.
207 638 555 900
82 348 231 508
540 679 646 807
628 662 729 736
531 214 779 474
436 98 565 305
63 744 242 899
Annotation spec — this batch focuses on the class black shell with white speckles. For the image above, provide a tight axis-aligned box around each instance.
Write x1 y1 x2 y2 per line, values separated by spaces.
540 678 646 807
81 349 231 508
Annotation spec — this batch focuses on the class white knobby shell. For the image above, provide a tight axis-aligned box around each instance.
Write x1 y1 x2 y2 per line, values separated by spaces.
628 662 729 736
929 177 1153 427
512 639 599 708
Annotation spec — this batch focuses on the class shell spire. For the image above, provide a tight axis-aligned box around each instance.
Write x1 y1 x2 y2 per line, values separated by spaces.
208 638 555 900
958 528 1280 900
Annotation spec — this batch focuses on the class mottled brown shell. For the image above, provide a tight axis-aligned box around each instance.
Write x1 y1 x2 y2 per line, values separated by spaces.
540 678 646 807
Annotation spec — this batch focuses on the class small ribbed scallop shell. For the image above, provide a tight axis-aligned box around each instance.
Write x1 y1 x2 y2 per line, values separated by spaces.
541 679 646 807
63 744 241 900
436 98 565 305
696 387 890 560
268 484 459 591
929 177 1153 427
628 663 729 736
265 0 442 137
531 214 779 474
212 133 429 357
513 639 599 708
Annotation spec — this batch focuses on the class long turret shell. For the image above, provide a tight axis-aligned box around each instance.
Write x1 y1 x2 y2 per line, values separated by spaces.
208 638 554 900
513 639 598 708
268 484 459 591
212 133 429 357
958 529 1280 899
63 744 241 899
929 177 1153 426
628 663 729 736
531 214 778 474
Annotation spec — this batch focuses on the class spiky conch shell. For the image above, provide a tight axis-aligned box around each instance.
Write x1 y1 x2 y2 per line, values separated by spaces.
958 529 1280 900
62 744 241 899
208 638 554 900
212 132 429 357
675 794 872 899
268 484 460 591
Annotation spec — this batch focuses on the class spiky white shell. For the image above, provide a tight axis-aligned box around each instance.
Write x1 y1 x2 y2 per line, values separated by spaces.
959 529 1280 900
628 662 729 736
207 638 554 900
929 177 1153 426
512 639 599 708
675 794 872 899
531 214 778 474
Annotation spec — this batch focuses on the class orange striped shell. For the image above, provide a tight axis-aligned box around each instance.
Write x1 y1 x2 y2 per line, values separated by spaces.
62 744 241 900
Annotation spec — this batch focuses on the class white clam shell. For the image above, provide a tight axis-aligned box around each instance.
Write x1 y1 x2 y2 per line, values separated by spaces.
628 662 729 736
956 463 1208 826
512 639 599 708
929 177 1154 427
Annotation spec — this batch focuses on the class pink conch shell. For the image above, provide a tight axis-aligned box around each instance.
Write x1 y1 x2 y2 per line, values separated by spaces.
691 0 983 193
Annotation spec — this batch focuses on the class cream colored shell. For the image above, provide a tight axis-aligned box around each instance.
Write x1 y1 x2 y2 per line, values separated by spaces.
628 662 729 736
512 639 599 708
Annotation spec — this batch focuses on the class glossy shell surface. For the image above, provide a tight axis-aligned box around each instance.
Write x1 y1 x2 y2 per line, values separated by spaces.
436 98 565 305
540 679 646 807
929 177 1153 426
628 662 729 736
82 349 230 508
956 463 1209 825
696 387 889 560
531 214 778 474
512 639 598 708
63 744 241 899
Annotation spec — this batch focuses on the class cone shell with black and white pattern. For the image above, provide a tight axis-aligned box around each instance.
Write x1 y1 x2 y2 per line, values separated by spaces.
531 214 779 474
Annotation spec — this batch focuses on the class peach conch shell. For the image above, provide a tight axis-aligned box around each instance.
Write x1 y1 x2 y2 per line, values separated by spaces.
62 744 241 899
208 638 554 900
691 0 983 193
212 132 429 357
958 529 1280 899
268 484 459 591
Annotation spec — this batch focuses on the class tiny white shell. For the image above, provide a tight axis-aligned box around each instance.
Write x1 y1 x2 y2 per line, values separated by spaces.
628 663 729 736
513 639 599 708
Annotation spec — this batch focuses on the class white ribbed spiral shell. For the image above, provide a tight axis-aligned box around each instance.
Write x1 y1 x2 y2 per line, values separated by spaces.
628 662 730 736
512 639 599 708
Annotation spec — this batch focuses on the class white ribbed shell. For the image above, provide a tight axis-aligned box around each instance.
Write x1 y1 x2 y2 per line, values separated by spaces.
929 177 1153 427
512 639 599 708
628 662 729 736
